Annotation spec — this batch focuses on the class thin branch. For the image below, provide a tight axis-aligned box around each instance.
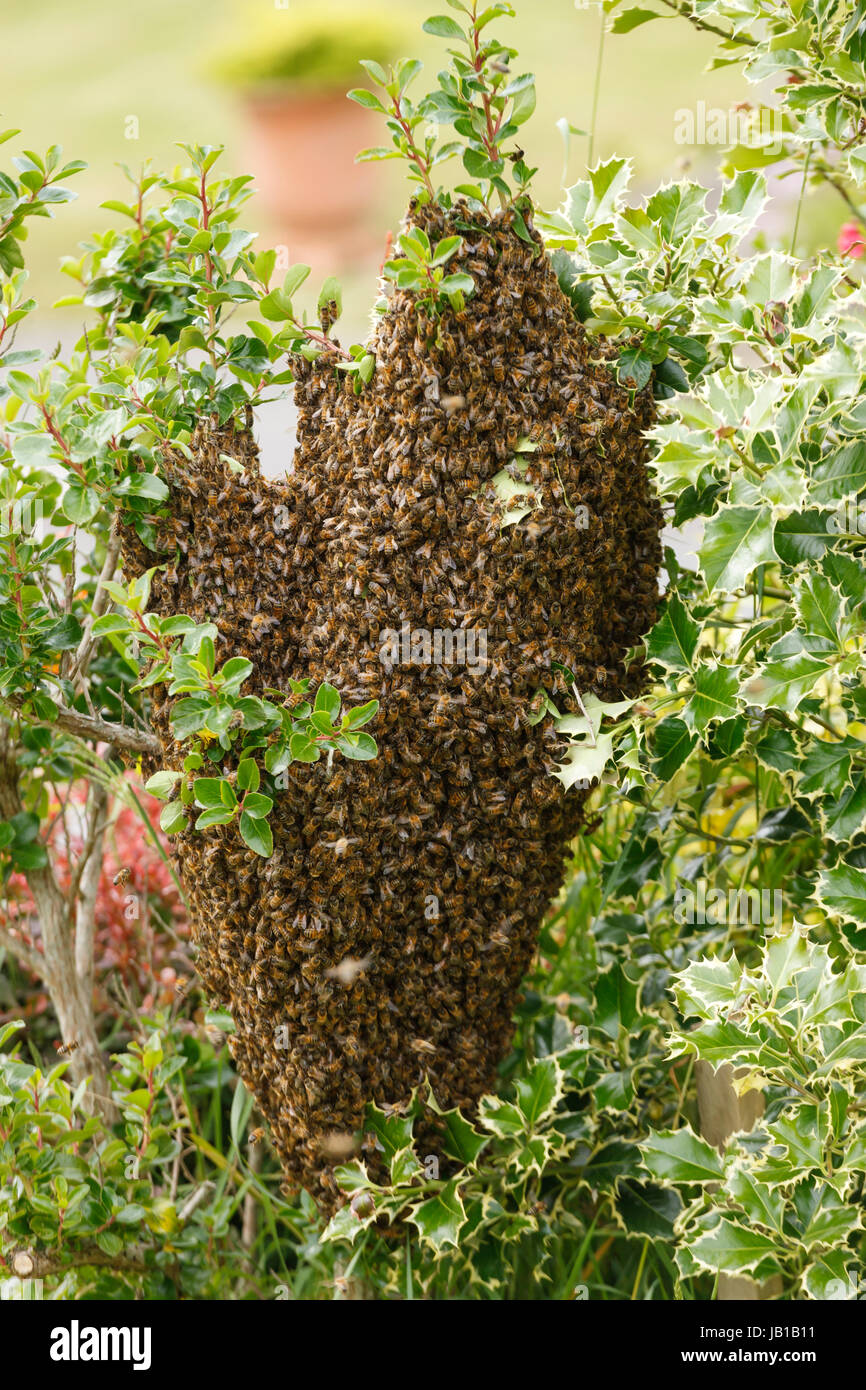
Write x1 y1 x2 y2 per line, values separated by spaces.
656 0 758 46
73 773 112 992
10 1245 150 1279
0 924 44 976
7 699 160 757
820 169 866 228
68 524 123 692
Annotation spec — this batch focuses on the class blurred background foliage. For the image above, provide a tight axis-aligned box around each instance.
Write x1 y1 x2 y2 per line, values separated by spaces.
0 0 791 306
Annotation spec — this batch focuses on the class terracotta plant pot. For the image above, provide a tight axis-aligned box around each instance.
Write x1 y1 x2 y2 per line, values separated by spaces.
241 88 384 265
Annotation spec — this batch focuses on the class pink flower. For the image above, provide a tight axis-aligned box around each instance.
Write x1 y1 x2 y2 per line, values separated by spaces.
838 222 866 259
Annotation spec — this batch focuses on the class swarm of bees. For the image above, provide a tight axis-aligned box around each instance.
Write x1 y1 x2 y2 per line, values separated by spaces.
120 202 662 1212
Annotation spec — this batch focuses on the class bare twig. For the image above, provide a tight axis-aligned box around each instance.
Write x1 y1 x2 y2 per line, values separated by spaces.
73 774 112 993
68 525 123 692
7 699 160 757
0 925 44 976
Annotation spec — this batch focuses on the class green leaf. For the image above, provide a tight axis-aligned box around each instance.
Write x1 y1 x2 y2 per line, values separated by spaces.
159 801 187 835
514 1056 563 1128
62 481 100 525
726 1165 785 1234
193 778 226 809
594 964 639 1040
236 758 260 793
114 472 169 502
811 441 866 505
612 8 662 33
646 181 707 242
817 864 866 928
427 1093 488 1166
641 1126 724 1184
170 698 211 739
289 732 320 763
652 717 697 780
409 1178 466 1251
700 506 777 593
144 770 182 801
744 650 828 713
422 15 466 39
615 1181 681 1240
219 657 253 695
617 348 652 392
347 89 387 113
242 793 273 819
314 682 341 719
690 1218 781 1275
689 666 739 731
239 812 273 858
799 742 853 799
345 699 379 731
774 510 835 565
195 807 235 830
645 594 699 671
91 613 130 637
336 732 378 761
673 953 742 1015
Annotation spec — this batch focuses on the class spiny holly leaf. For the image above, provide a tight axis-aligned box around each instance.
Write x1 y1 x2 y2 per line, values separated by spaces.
725 1164 785 1235
743 648 828 713
699 505 777 593
614 1180 681 1240
689 1217 781 1275
816 864 866 929
645 593 699 671
667 1019 765 1067
688 665 740 731
801 1250 860 1300
513 1056 563 1129
426 1088 488 1167
640 1126 724 1184
672 953 743 1017
811 440 866 505
652 717 697 780
409 1177 466 1251
763 927 811 999
798 741 854 799
593 963 640 1040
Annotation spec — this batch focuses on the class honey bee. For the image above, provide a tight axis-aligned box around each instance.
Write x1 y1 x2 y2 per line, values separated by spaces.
112 868 132 887
249 1127 266 1145
325 955 372 987
56 1039 80 1056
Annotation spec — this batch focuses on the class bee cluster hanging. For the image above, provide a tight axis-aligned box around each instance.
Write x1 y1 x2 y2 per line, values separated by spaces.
122 202 662 1209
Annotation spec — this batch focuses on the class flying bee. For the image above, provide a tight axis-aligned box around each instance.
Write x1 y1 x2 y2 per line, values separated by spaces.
113 868 132 887
319 1131 357 1160
249 1127 266 1145
325 955 372 987
55 1039 80 1056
